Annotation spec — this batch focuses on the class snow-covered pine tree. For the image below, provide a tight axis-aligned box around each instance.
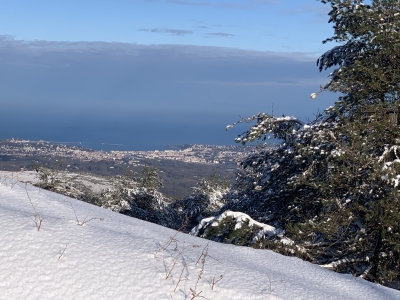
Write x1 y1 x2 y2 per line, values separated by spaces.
220 0 400 289
137 164 163 193
172 173 231 231
318 0 400 109
101 168 180 229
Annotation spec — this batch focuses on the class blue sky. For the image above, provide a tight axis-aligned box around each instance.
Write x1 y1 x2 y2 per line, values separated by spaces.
2 0 332 52
0 0 342 150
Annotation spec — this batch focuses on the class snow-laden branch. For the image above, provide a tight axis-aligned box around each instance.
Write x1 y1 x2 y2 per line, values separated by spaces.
227 113 304 145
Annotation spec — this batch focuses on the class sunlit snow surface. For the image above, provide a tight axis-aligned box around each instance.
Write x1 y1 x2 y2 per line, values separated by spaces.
0 177 399 300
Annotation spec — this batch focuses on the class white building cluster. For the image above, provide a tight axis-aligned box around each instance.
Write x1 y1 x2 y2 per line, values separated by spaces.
0 139 261 166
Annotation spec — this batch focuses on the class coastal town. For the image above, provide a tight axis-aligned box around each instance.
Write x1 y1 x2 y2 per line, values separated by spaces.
0 138 274 198
0 138 264 166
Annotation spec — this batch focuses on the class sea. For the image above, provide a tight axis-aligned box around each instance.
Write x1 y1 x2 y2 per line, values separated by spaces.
1 119 258 152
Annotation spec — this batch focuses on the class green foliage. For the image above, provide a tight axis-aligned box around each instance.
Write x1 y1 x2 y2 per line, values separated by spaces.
221 0 400 289
172 173 231 231
227 113 303 146
318 0 400 109
137 165 163 192
34 164 64 191
309 105 400 285
194 173 230 196
202 216 253 246
33 164 85 199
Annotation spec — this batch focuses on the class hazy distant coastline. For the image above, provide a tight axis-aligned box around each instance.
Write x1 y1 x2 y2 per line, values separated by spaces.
0 138 263 198
0 135 273 152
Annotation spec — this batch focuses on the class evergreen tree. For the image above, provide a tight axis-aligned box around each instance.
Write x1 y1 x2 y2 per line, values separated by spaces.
318 0 400 112
172 173 231 231
221 0 400 288
137 164 163 192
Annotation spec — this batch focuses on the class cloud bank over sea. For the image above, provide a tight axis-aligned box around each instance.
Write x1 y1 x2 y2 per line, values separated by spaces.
0 36 337 150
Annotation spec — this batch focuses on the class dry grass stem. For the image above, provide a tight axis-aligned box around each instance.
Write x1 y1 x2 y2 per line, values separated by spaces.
262 272 283 295
211 275 223 290
155 216 189 258
165 257 178 279
155 218 223 299
58 244 68 260
69 200 103 226
11 177 20 189
173 264 187 292
189 288 209 300
317 270 332 285
25 183 43 231
0 173 7 185
193 243 211 293
165 244 188 279
195 243 221 265
155 236 179 258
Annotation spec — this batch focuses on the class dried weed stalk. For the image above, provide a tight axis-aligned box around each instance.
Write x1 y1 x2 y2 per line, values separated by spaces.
189 288 209 300
259 272 283 296
155 216 189 258
69 200 103 226
25 183 43 231
58 244 68 260
211 275 223 290
174 264 187 292
156 219 223 299
164 245 188 279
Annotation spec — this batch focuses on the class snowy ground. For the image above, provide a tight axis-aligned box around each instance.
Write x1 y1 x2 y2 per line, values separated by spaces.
0 175 399 300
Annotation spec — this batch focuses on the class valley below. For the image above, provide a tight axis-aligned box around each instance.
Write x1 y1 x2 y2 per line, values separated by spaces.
0 138 265 199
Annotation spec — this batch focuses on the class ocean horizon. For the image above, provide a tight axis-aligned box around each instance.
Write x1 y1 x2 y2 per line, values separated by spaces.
0 118 259 152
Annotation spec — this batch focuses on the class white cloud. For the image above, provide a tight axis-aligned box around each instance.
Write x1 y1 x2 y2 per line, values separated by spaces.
177 78 323 87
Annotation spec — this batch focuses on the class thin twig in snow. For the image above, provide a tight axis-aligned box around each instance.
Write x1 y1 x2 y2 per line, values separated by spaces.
69 199 103 226
58 244 68 260
25 183 43 231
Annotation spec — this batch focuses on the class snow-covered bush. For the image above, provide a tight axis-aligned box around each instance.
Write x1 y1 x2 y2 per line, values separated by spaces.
34 165 92 200
120 189 180 229
172 174 231 231
34 166 181 229
96 170 181 229
191 210 286 246
93 174 137 212
137 164 163 192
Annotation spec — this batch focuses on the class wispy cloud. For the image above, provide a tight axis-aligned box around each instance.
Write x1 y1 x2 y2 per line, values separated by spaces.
176 78 322 87
138 28 194 36
219 0 279 9
168 0 210 6
145 0 278 8
0 35 319 63
206 32 235 37
145 0 210 6
281 3 330 22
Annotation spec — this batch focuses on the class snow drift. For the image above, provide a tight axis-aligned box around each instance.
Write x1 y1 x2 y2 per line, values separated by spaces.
0 176 399 299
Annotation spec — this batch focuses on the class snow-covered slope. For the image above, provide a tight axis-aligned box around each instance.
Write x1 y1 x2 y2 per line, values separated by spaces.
0 177 399 300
